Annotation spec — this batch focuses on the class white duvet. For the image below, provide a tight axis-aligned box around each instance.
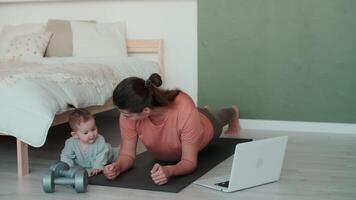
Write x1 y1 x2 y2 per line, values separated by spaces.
0 57 159 147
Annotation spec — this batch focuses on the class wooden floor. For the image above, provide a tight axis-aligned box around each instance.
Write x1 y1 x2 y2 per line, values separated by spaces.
1 110 355 200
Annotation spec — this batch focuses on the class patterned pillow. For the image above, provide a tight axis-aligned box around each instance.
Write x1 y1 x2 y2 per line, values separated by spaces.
0 23 46 59
3 32 53 60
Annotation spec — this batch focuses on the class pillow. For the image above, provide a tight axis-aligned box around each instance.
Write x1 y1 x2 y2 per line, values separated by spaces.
0 23 46 59
3 32 53 60
70 21 127 57
45 19 73 57
45 19 96 57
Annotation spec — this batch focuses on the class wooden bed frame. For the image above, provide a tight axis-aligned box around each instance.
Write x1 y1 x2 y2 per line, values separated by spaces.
0 39 164 177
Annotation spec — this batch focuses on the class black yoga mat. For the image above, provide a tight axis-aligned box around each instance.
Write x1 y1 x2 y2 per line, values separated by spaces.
89 138 252 193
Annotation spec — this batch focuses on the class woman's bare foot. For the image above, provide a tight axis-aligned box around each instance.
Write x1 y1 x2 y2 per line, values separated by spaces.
224 105 240 135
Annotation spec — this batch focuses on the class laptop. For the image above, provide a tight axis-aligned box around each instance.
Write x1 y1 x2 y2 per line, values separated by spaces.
194 136 288 192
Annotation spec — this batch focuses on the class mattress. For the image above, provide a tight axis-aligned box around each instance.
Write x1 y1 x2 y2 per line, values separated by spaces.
0 57 159 147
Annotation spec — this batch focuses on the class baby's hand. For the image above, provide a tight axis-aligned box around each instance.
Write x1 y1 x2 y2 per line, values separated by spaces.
89 168 102 177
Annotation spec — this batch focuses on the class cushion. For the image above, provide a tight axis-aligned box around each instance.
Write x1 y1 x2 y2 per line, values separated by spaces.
45 19 73 57
45 19 96 57
3 32 53 60
70 21 127 57
0 23 46 59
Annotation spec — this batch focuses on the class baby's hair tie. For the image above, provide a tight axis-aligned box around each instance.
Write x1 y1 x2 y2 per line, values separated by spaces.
145 79 152 87
67 104 77 109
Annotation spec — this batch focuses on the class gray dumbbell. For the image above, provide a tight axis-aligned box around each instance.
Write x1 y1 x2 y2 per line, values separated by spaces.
43 161 88 193
49 161 69 175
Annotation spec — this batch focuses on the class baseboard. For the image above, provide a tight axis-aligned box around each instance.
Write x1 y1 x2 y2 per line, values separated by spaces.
240 119 356 134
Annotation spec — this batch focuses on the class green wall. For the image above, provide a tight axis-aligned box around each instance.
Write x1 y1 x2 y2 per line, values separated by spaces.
198 0 356 123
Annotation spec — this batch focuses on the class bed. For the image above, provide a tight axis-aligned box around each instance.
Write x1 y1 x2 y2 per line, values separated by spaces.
0 39 164 176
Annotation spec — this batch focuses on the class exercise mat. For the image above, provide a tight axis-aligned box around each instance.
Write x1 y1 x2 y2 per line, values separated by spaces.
89 138 252 193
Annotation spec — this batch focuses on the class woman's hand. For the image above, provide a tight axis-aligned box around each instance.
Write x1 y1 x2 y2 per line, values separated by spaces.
150 163 170 185
103 163 120 180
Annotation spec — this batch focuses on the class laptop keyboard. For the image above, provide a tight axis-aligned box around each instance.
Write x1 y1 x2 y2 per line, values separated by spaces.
215 181 229 188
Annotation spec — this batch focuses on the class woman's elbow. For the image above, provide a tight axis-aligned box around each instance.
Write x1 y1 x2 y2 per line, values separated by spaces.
183 159 198 173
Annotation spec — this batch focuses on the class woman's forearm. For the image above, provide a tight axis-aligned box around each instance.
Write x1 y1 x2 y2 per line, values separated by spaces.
165 159 197 177
116 153 135 172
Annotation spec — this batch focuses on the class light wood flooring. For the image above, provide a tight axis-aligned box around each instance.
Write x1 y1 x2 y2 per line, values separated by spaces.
0 110 355 200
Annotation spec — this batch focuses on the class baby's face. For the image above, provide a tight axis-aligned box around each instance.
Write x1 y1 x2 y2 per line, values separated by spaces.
74 118 98 144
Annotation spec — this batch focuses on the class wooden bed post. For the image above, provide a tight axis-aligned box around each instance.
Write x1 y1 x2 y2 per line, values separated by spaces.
16 139 29 176
127 39 164 80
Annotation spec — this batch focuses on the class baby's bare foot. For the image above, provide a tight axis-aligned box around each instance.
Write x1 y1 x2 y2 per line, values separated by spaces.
224 105 240 135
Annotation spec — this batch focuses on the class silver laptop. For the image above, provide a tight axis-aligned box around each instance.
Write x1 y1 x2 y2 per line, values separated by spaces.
194 136 288 192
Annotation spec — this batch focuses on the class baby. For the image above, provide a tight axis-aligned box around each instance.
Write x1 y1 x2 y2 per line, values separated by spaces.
60 107 118 177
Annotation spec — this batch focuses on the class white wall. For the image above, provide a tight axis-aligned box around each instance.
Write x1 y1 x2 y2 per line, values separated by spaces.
0 0 198 102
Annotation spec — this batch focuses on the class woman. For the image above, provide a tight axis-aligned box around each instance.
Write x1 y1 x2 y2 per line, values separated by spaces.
103 73 239 185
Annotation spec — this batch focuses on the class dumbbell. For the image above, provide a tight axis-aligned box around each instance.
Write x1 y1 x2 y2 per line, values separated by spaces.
43 161 88 193
49 162 82 178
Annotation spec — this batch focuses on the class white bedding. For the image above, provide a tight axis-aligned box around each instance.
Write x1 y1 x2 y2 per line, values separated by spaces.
0 57 159 147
